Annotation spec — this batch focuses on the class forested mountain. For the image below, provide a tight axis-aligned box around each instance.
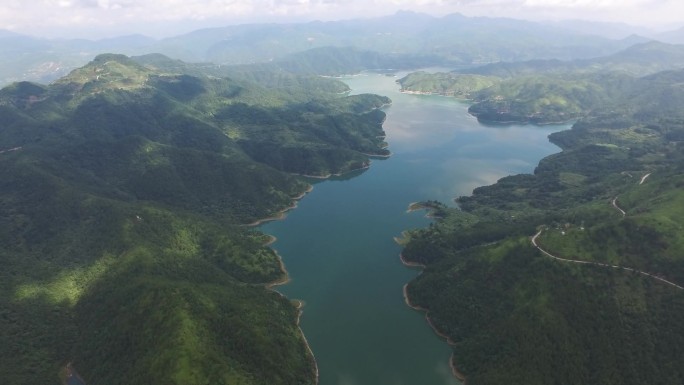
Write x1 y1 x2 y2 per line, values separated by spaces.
155 11 640 65
0 11 658 86
544 20 654 40
397 71 501 98
396 41 684 124
655 26 684 44
3 10 684 385
0 53 389 385
462 41 684 78
401 65 684 385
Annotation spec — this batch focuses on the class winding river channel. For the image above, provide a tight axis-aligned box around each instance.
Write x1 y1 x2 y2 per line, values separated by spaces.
261 71 571 385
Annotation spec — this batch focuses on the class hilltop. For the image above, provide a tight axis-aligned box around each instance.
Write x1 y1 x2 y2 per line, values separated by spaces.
0 54 390 385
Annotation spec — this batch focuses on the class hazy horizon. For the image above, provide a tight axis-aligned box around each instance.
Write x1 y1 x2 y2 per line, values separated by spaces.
1 1 683 40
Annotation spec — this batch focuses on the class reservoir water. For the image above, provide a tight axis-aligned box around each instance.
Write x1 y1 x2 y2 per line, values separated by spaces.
261 72 570 385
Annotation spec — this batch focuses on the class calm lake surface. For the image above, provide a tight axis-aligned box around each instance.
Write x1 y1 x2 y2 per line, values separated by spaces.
261 71 570 385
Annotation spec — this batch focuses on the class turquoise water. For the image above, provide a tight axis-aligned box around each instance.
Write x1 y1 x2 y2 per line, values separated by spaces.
261 72 570 385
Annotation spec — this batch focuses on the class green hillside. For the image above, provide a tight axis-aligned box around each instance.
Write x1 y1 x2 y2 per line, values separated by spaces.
395 71 623 124
397 42 684 124
401 67 684 385
0 54 390 385
396 71 500 98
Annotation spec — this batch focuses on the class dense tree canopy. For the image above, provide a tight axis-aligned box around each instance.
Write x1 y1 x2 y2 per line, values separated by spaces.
402 65 684 385
0 53 390 385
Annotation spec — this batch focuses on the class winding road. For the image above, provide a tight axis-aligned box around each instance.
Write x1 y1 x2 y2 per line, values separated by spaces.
611 197 626 217
611 172 652 218
531 230 683 290
530 171 683 290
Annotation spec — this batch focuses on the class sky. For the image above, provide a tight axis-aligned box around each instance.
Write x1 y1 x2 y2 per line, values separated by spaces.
1 0 683 39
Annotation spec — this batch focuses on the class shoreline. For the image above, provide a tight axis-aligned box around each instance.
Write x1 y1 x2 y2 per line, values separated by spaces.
395 200 442 246
399 89 471 100
249 142 390 383
294 300 320 384
393 233 409 247
249 182 320 383
472 114 575 126
244 184 314 227
401 284 456 346
364 152 392 159
406 201 438 215
405 201 444 220
398 251 426 268
449 354 467 382
263 234 277 246
266 291 320 384
299 163 370 179
399 253 465 383
265 248 291 289
297 146 393 179
406 201 426 213
263 257 319 384
298 158 386 179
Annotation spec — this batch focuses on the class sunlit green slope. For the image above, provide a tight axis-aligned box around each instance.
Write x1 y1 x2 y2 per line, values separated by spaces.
401 66 684 385
0 53 389 385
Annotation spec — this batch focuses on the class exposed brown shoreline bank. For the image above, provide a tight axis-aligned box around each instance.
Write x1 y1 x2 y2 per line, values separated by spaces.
265 289 319 383
298 157 388 179
405 201 443 219
250 184 319 383
249 139 392 384
244 184 314 227
399 250 466 384
399 89 471 100
294 300 320 384
472 114 574 126
263 250 318 384
265 248 291 289
259 234 319 383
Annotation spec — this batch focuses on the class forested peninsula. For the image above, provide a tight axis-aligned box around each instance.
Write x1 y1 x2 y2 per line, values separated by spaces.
401 61 684 384
0 53 390 385
398 42 684 124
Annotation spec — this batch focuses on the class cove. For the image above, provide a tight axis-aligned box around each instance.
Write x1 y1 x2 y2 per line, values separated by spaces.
261 71 571 385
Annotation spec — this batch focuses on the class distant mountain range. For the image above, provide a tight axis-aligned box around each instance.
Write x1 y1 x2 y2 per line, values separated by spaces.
2 11 681 86
654 26 684 44
459 41 684 78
